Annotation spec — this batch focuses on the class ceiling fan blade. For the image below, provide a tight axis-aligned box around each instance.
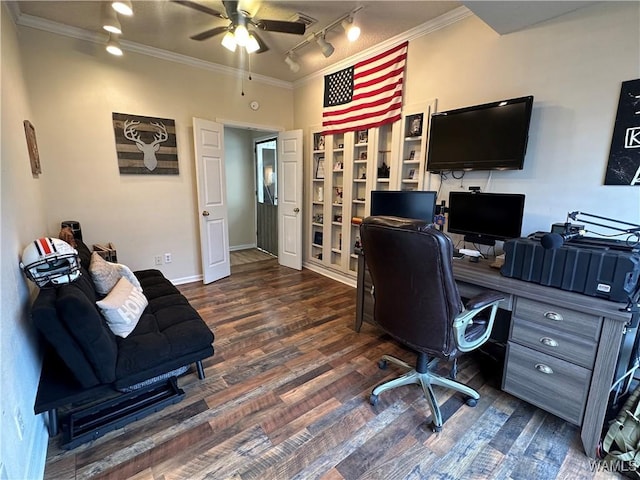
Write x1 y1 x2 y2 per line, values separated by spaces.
190 26 229 41
173 0 226 19
255 19 306 35
250 31 269 53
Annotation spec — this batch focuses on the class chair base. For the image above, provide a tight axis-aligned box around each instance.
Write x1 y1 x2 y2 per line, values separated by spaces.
370 354 479 430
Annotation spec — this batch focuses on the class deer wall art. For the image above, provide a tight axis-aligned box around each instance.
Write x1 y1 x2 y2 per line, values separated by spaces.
112 113 179 175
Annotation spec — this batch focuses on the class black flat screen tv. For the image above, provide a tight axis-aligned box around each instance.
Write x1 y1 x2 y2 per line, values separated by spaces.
426 96 534 173
447 191 525 245
370 190 437 224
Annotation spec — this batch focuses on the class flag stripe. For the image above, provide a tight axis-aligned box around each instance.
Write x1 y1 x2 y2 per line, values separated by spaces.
323 41 408 136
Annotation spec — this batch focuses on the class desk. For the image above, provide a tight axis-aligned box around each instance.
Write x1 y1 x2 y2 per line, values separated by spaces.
355 254 634 458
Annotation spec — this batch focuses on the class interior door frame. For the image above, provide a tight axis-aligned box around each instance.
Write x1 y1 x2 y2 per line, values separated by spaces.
216 117 285 255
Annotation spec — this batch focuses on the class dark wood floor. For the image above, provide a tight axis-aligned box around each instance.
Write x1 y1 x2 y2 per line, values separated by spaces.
43 259 623 479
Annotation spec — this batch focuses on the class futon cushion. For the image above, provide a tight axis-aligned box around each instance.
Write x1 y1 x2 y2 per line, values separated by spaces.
42 270 119 386
114 269 214 388
96 277 148 338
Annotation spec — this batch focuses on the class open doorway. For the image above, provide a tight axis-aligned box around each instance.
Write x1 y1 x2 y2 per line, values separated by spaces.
255 138 278 256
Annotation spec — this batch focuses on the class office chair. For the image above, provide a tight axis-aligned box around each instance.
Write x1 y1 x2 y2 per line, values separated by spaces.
360 216 503 431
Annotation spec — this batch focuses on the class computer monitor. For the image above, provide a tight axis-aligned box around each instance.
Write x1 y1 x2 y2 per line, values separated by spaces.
370 190 438 223
447 191 525 246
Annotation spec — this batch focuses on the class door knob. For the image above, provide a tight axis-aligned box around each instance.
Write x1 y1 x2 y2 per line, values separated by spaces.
202 211 210 216
294 208 300 213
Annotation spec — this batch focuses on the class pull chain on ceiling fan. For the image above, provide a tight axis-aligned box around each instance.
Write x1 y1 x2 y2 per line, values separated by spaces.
174 0 306 54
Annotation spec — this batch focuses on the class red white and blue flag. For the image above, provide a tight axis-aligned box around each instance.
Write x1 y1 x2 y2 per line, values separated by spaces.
322 41 408 136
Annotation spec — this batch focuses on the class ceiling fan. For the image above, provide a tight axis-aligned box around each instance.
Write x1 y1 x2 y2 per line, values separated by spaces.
174 0 306 53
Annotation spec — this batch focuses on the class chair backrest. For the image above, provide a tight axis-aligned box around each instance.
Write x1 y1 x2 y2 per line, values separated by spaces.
360 216 464 357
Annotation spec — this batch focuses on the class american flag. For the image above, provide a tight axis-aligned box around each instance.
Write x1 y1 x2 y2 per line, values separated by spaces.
322 42 408 136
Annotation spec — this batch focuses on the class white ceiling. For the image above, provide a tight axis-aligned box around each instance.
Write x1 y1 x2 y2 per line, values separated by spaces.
8 1 596 83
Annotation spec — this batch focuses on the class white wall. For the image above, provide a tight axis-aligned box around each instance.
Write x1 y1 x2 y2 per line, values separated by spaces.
294 2 640 242
224 127 257 249
1 7 50 480
17 27 294 283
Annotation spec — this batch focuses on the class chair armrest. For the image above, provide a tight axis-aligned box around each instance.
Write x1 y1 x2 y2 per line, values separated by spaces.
453 291 503 353
464 291 504 311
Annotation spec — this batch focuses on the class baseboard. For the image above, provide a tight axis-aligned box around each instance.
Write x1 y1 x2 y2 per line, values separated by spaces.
303 262 357 288
171 274 203 285
229 243 257 251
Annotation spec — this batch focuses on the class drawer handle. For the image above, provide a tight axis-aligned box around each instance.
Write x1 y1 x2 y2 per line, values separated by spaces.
544 311 563 322
535 363 554 375
540 337 558 348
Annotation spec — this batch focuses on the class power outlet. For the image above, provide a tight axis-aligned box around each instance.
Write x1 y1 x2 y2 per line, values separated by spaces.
164 253 172 264
14 407 24 441
154 255 163 266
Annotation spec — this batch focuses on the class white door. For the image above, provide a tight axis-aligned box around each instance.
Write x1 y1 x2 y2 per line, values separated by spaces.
277 129 303 270
193 118 231 284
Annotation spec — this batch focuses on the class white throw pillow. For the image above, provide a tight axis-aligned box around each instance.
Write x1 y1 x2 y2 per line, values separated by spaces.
89 252 142 295
96 277 148 338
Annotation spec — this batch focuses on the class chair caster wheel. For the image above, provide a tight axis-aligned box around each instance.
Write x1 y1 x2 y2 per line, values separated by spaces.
466 397 478 407
378 359 388 370
430 422 442 433
369 394 379 406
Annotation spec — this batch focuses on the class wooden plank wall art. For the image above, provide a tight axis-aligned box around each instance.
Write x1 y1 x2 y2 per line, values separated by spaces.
604 78 640 185
112 113 179 175
23 120 42 175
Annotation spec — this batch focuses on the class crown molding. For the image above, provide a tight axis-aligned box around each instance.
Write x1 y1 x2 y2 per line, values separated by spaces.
14 13 293 90
13 5 472 92
3 1 21 24
292 6 473 88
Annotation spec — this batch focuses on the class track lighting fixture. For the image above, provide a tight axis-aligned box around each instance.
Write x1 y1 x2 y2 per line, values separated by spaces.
342 16 360 42
284 54 300 73
111 0 133 16
316 35 334 58
102 7 122 35
283 6 363 73
106 35 123 56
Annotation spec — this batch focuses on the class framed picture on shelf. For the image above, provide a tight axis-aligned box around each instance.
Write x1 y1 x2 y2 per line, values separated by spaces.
334 161 343 171
314 231 323 246
360 151 368 160
357 130 368 144
407 114 423 137
409 150 415 160
314 133 325 151
315 157 325 179
408 168 416 179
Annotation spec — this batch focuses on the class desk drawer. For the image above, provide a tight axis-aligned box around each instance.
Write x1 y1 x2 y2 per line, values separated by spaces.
503 342 590 426
511 317 598 369
514 297 602 341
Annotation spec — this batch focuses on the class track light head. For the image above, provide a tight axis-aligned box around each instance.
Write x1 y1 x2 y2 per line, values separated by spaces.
284 54 300 73
103 7 122 35
106 35 123 56
342 17 360 42
111 0 132 16
316 35 334 58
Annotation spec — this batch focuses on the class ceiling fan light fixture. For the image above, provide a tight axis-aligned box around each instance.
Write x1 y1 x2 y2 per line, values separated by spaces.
103 8 122 35
106 35 123 56
111 0 133 16
342 17 360 42
284 54 300 73
246 34 260 54
234 24 250 47
221 31 237 52
316 35 334 58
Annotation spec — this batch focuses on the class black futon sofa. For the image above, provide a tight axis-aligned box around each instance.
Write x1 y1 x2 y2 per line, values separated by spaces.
31 240 214 446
